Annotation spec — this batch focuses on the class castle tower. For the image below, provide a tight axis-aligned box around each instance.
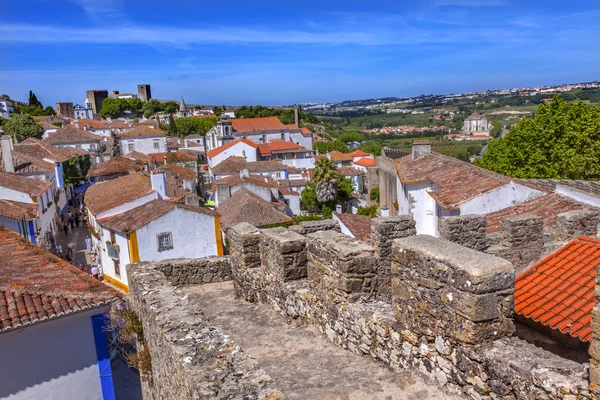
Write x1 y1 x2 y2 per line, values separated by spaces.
55 102 74 118
137 84 151 102
178 97 189 118
85 90 108 118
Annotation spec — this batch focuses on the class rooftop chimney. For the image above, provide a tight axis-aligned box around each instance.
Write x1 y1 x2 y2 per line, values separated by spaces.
1 135 15 173
240 169 250 179
335 204 343 214
113 90 120 95
381 206 390 217
411 141 432 160
151 171 168 199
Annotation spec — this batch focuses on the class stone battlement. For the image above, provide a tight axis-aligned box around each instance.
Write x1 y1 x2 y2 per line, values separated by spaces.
128 215 595 399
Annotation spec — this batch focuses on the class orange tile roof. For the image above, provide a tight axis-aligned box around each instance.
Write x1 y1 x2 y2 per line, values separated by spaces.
328 151 354 162
486 193 594 233
348 150 369 157
0 148 56 175
157 163 196 180
85 172 154 215
334 212 371 241
284 124 300 130
231 116 286 133
98 199 216 233
257 140 308 157
211 159 287 176
77 119 131 130
120 125 166 138
45 125 102 144
0 226 120 331
123 150 153 164
87 156 142 179
0 171 51 196
394 152 512 211
354 157 376 167
217 188 292 230
151 151 198 164
338 167 362 176
211 174 278 191
0 200 38 220
15 138 84 163
207 139 257 159
514 236 600 342
301 127 312 134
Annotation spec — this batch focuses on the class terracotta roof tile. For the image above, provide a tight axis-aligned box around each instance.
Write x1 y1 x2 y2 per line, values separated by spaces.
338 167 363 176
207 139 257 159
328 151 354 162
231 116 286 133
257 141 310 157
211 158 287 176
395 152 514 211
0 171 51 196
354 157 377 167
0 146 56 175
300 127 312 134
44 125 102 145
123 151 153 164
150 151 197 164
85 172 154 215
486 193 595 233
98 199 216 233
211 174 278 191
119 125 166 138
0 200 38 220
348 150 369 157
87 156 142 179
0 226 120 332
157 163 196 180
77 119 131 130
217 188 292 229
14 138 86 163
334 212 372 241
515 236 600 342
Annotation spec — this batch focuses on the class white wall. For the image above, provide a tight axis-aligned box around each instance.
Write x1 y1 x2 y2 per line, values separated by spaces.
120 136 167 155
460 182 544 215
99 229 131 288
56 142 100 152
96 191 159 219
0 186 33 203
136 208 217 261
208 142 257 168
555 184 600 208
407 181 439 237
230 182 272 203
281 157 315 169
0 307 108 400
283 193 300 215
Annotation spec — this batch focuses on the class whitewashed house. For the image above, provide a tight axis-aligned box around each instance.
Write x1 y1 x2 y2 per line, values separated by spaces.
207 139 258 168
76 118 133 137
0 227 120 400
0 99 14 119
118 125 167 155
183 134 205 152
205 116 313 152
73 98 94 120
393 143 545 237
210 158 289 181
44 124 103 152
85 171 222 291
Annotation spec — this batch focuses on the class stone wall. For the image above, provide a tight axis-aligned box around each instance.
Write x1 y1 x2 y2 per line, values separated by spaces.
370 215 416 301
288 219 340 235
153 256 231 286
556 210 599 241
377 152 399 216
228 221 592 399
127 261 283 400
439 214 489 252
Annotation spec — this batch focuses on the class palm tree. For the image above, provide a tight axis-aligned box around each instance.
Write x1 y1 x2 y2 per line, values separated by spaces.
313 158 339 203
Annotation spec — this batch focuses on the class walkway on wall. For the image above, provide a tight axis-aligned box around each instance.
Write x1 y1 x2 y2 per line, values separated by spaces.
184 281 463 400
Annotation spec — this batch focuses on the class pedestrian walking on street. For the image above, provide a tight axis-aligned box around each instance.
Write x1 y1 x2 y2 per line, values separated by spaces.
67 242 75 259
75 215 80 229
85 237 92 253
91 265 99 279
69 215 75 230
63 222 68 235
56 244 63 257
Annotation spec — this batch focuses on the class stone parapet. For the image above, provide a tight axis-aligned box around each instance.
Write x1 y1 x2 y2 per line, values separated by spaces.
438 214 489 251
154 256 231 286
260 227 307 283
127 261 282 400
288 219 340 235
556 210 599 241
228 222 262 301
306 230 377 302
370 215 416 302
392 235 515 344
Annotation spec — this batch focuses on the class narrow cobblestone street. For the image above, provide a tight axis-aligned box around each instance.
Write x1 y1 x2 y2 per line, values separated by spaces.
55 207 93 274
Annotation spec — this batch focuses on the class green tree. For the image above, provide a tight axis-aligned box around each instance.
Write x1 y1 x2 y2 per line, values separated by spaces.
477 97 600 180
28 90 42 108
3 114 44 141
168 114 178 136
127 98 143 112
300 182 320 213
174 117 216 137
141 99 165 118
0 116 8 126
100 98 127 119
43 106 55 115
313 158 339 203
370 187 380 201
339 132 363 143
357 205 378 217
359 142 382 156
213 106 223 117
490 121 503 138
164 101 179 115
314 140 349 155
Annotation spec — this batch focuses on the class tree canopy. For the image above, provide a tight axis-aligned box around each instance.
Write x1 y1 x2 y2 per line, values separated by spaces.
314 140 350 154
3 114 44 141
477 97 600 180
99 97 146 118
174 117 216 137
28 90 42 108
234 105 319 125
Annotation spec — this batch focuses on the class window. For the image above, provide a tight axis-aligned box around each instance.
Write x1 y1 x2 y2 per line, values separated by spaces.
90 144 96 150
153 141 160 150
128 142 134 152
75 145 82 149
113 259 121 278
157 232 173 251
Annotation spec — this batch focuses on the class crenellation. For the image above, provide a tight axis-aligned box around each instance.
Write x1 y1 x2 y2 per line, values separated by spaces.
438 214 489 251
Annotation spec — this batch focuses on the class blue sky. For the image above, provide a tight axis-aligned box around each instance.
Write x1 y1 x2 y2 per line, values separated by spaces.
1 0 599 106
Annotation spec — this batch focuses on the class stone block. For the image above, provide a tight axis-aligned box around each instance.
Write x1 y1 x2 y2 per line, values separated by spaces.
439 215 489 252
260 227 307 284
391 235 515 344
556 210 599 241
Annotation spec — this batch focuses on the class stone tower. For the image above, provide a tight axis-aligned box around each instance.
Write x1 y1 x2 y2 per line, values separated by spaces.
294 104 302 126
85 90 108 118
55 102 74 118
137 84 152 102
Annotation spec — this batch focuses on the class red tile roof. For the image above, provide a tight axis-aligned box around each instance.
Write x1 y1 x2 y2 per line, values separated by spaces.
231 116 286 133
151 151 197 164
123 150 153 164
338 167 363 176
120 125 166 138
16 138 86 163
486 193 593 234
301 127 312 134
0 148 56 175
77 119 131 130
257 141 309 157
0 226 120 331
85 172 154 215
284 124 300 130
354 157 377 167
0 171 51 196
334 212 372 241
206 139 257 159
0 200 38 220
45 125 102 144
211 174 278 191
217 188 292 230
211 158 287 176
98 199 216 233
348 150 369 157
514 236 600 342
157 163 196 180
329 151 354 162
87 156 142 179
395 152 512 211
